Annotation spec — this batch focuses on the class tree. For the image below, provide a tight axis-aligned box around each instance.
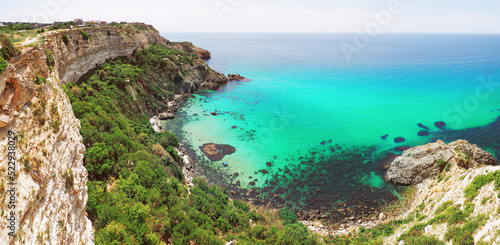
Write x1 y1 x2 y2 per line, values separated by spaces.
0 35 20 60
85 142 113 177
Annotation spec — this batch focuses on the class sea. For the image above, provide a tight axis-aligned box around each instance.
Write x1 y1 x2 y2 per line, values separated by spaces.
161 33 500 222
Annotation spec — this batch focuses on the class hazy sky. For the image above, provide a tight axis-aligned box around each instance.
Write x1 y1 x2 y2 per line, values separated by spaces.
2 0 500 33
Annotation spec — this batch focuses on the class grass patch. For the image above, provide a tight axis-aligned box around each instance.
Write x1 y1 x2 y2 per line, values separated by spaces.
464 170 500 200
444 214 488 244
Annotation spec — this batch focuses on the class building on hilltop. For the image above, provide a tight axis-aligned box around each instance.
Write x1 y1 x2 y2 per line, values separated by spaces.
74 18 84 26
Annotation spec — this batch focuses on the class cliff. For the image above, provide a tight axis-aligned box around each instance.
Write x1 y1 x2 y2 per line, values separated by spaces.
382 140 500 244
0 24 227 244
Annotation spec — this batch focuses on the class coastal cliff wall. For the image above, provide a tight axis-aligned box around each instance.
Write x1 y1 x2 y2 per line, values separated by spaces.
0 24 226 244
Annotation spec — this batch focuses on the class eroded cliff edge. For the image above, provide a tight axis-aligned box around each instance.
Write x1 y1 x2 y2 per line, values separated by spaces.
0 24 227 244
381 140 500 244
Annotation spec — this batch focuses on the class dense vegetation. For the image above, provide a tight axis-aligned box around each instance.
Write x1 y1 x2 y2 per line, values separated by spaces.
66 43 322 244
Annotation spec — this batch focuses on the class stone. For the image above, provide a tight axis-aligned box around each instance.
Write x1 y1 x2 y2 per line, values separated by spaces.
435 121 446 130
379 212 386 220
228 74 246 81
231 125 237 129
0 114 11 127
199 143 236 161
417 123 430 130
418 130 430 136
381 134 388 140
266 162 272 167
394 137 405 143
385 139 497 185
158 112 175 120
261 169 268 174
211 112 217 115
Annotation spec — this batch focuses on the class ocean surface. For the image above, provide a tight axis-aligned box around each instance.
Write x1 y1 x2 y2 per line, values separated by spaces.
162 33 500 221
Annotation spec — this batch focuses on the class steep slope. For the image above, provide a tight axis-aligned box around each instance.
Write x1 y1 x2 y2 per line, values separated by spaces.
384 140 500 244
0 24 227 244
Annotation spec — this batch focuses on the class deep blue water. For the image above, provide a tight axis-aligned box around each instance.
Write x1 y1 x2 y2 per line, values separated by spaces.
162 33 500 221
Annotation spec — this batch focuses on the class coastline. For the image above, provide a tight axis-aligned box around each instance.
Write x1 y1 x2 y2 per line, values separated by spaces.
149 89 411 237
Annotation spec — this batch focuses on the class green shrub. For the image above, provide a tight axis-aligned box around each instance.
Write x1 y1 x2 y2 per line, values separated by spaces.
35 73 47 85
277 208 297 225
0 35 20 60
81 30 90 40
0 56 7 74
62 34 70 45
44 49 55 69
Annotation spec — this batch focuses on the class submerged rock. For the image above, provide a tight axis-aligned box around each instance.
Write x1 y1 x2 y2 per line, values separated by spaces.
394 137 405 143
418 130 430 136
386 139 497 185
394 146 411 152
159 112 175 120
228 74 246 81
435 121 446 130
199 143 236 161
418 123 430 130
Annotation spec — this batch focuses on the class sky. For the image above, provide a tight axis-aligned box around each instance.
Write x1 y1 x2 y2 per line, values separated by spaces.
1 0 500 33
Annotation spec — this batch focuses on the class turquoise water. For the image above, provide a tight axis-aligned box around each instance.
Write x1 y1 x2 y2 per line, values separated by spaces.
163 33 500 220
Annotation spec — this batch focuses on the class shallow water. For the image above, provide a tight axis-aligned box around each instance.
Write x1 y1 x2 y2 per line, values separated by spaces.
163 33 500 220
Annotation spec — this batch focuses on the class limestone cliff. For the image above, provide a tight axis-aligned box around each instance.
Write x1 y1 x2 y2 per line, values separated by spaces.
381 140 500 244
0 24 226 244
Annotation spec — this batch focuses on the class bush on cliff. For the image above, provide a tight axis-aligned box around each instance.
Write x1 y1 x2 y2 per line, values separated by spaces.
62 34 70 45
0 56 6 74
44 49 55 69
0 35 20 60
80 30 90 40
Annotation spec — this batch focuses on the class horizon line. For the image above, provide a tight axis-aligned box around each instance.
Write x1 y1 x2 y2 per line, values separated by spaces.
160 31 500 35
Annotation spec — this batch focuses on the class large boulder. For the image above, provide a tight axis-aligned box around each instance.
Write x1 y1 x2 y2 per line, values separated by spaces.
386 140 497 185
199 143 236 161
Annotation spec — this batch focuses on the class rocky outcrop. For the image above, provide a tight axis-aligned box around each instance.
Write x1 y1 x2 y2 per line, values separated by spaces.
163 41 228 93
228 74 246 81
386 139 497 185
199 143 236 161
169 41 211 60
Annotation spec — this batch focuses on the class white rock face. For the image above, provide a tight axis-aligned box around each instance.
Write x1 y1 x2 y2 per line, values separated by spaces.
0 71 93 244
